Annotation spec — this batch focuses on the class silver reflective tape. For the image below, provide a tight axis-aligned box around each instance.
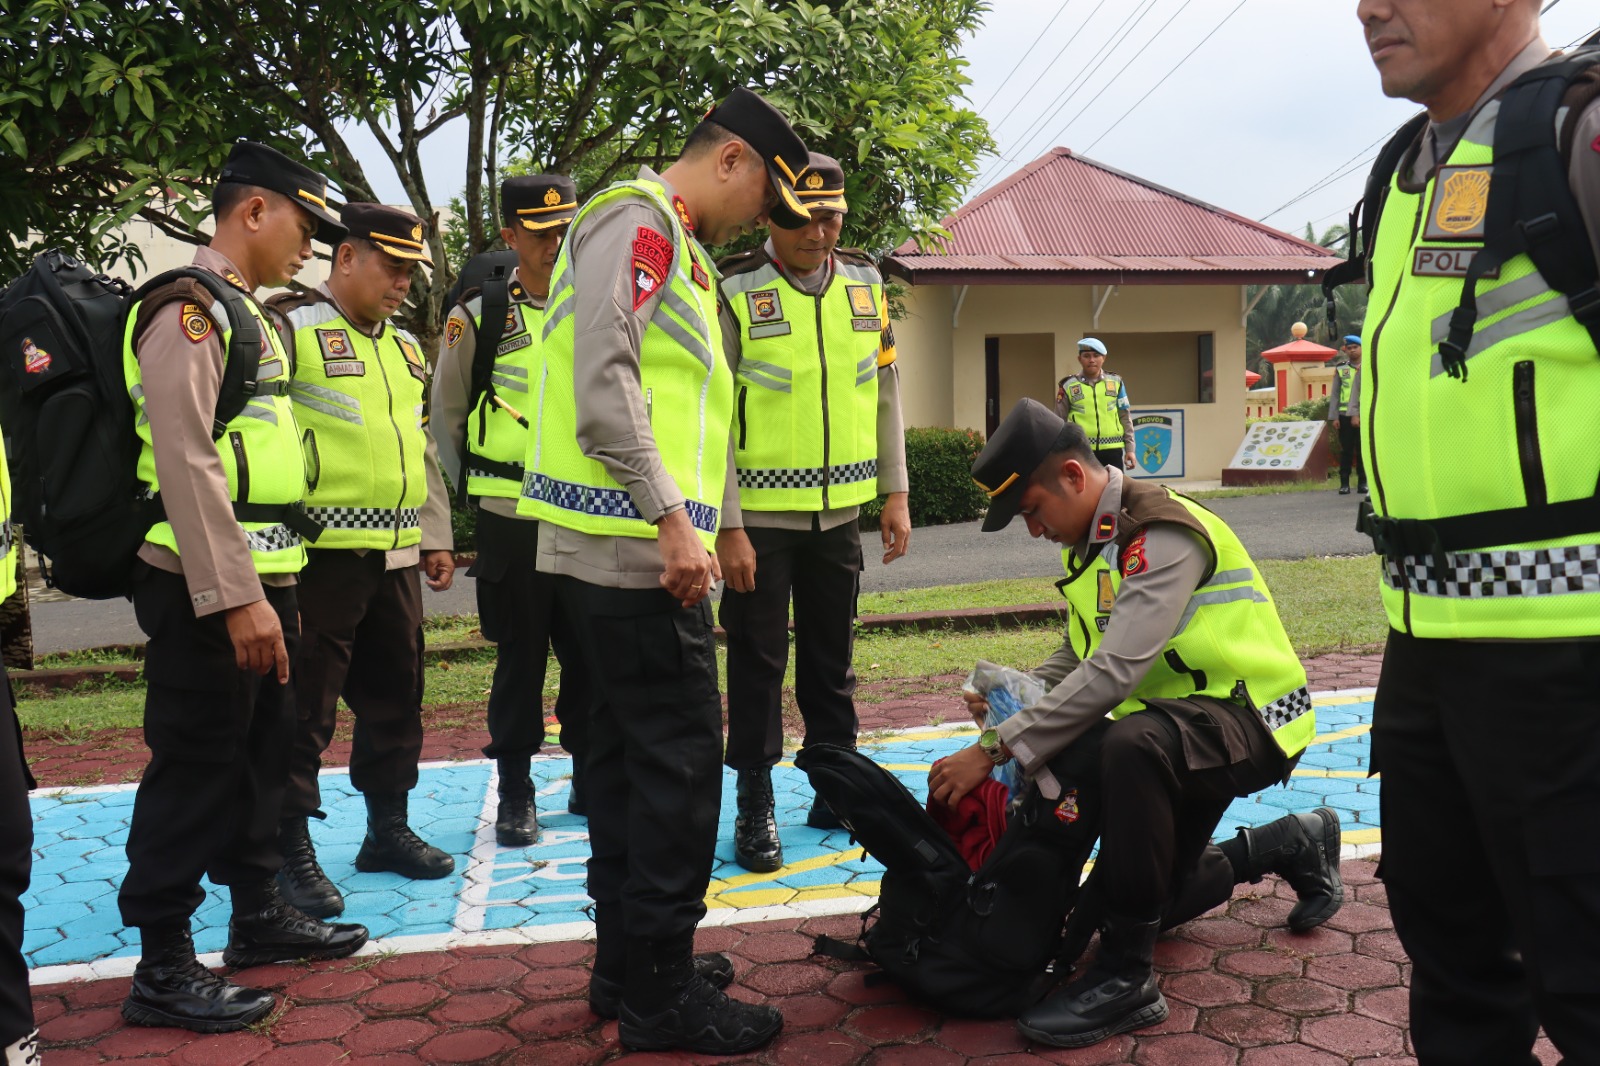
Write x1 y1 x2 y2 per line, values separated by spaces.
654 312 714 372
720 263 785 294
1202 567 1255 588
238 402 279 426
740 368 792 393
855 365 876 386
660 285 710 349
834 261 880 284
287 302 342 332
289 392 364 425
1175 586 1268 634
491 362 528 379
856 352 877 374
542 291 576 340
490 373 528 392
739 358 792 381
1428 294 1572 377
1429 272 1554 346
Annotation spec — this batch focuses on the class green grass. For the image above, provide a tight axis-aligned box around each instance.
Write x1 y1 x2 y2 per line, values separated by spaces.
858 578 1062 616
1188 477 1339 500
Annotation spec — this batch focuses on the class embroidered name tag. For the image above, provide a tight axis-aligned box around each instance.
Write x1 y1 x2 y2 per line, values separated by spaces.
851 317 881 332
324 360 365 377
497 334 533 356
1412 247 1500 278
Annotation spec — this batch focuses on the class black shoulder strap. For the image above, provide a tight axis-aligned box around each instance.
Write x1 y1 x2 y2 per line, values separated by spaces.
132 268 264 441
1322 111 1430 336
468 266 512 413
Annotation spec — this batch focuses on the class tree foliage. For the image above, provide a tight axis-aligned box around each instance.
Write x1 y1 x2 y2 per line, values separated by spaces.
1245 224 1368 376
1 0 991 340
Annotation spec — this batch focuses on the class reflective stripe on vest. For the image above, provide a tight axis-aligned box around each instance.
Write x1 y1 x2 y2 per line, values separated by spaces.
285 300 429 550
0 425 15 604
124 291 309 575
722 258 882 511
517 179 732 549
466 294 543 500
1361 95 1600 638
1063 375 1126 449
1059 493 1314 758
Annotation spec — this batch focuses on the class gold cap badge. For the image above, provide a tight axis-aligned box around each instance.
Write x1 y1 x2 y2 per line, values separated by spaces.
805 171 824 190
410 222 423 241
543 187 561 206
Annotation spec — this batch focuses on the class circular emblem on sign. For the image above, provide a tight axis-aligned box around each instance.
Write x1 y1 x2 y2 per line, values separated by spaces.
543 187 561 206
805 171 824 189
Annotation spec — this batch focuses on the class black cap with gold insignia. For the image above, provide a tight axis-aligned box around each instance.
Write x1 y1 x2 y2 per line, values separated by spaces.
340 202 432 264
217 140 346 245
502 175 578 231
972 398 1067 533
703 88 811 230
796 152 847 214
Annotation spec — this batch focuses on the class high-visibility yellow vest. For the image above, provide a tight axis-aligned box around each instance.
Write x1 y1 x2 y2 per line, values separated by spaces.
124 290 309 574
1334 364 1355 412
1361 94 1600 639
721 253 882 511
518 179 732 550
1059 486 1314 758
0 419 14 604
1061 373 1127 449
463 292 542 500
278 296 430 550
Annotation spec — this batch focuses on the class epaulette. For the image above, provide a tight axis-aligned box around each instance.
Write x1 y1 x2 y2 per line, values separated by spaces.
834 247 879 269
715 247 769 278
262 288 327 316
132 276 221 345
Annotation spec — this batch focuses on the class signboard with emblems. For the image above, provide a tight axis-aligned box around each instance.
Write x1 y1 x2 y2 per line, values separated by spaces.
1222 420 1334 486
1128 409 1185 479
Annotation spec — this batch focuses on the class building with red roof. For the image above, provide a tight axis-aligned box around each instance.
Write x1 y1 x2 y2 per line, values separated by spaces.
882 148 1342 479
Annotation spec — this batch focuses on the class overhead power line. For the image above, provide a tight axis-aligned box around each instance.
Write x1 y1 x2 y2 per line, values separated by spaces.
979 0 1114 141
974 0 1075 117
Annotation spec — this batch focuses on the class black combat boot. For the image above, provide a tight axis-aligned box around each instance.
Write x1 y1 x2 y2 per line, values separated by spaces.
353 791 455 879
804 794 844 830
618 933 781 1054
1224 807 1343 932
733 768 782 873
122 922 275 1033
586 903 734 1019
223 879 368 968
495 756 539 847
567 760 587 817
275 815 344 919
1017 911 1167 1048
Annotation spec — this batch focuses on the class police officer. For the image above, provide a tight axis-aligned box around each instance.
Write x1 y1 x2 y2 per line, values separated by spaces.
1351 1 1600 1061
932 399 1343 1048
518 87 808 1054
1330 335 1365 495
432 175 588 846
0 424 35 1064
266 203 457 918
1055 337 1134 470
118 142 367 1033
715 152 911 873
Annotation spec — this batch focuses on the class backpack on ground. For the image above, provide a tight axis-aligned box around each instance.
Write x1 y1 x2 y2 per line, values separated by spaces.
0 250 269 599
795 737 1103 1018
442 249 516 499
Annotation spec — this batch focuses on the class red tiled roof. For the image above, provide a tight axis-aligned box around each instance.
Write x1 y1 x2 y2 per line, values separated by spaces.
885 148 1344 285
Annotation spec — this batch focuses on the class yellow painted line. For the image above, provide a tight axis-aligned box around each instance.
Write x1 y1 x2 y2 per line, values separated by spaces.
705 846 868 895
1292 769 1375 779
1313 693 1377 707
1312 723 1371 745
1344 828 1381 845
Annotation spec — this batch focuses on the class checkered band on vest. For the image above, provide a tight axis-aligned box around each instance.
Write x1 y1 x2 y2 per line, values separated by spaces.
0 522 12 559
304 506 421 531
469 462 524 481
521 473 719 535
243 524 300 555
737 459 878 491
1259 686 1312 731
1383 544 1600 597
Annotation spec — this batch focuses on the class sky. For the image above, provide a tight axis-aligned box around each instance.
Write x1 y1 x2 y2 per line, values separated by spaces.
342 0 1599 241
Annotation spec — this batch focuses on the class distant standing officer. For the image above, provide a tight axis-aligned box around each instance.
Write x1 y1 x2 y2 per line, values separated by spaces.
118 142 366 1033
518 87 809 1054
715 152 911 873
1055 337 1135 470
1330 335 1365 494
267 203 457 919
0 421 36 1063
432 176 587 846
1350 0 1600 1061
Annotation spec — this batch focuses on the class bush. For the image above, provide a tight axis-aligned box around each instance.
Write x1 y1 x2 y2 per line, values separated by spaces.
861 426 990 529
451 501 477 555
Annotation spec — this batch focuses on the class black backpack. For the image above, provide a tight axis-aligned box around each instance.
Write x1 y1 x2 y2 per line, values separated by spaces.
795 737 1103 1018
0 250 270 599
442 249 517 498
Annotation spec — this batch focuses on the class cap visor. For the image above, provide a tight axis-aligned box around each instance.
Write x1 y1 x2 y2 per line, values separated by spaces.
980 490 1023 533
766 166 812 230
519 212 576 232
298 201 347 247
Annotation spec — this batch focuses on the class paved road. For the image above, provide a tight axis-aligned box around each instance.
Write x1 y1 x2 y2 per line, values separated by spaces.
25 489 1371 654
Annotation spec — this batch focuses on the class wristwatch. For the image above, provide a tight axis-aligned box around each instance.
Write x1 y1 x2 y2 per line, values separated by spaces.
979 728 1009 766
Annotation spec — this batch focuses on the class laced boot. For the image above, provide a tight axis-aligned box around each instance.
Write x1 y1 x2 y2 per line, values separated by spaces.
122 922 275 1033
1017 911 1167 1048
495 756 539 847
275 815 344 918
805 793 844 830
618 932 781 1054
354 791 455 879
223 879 368 968
587 902 733 1019
733 768 782 873
1227 807 1343 931
1 1029 39 1065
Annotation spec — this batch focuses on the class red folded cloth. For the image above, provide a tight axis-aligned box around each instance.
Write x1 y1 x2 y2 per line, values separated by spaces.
928 760 1010 870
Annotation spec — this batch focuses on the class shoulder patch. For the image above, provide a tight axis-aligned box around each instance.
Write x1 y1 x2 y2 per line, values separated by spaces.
1121 529 1149 577
179 303 214 344
632 226 672 311
445 318 465 348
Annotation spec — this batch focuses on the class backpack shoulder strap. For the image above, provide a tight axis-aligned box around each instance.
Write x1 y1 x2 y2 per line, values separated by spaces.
467 266 512 411
132 268 265 440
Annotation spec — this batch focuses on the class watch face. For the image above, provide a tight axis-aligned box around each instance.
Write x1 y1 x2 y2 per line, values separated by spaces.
980 729 999 747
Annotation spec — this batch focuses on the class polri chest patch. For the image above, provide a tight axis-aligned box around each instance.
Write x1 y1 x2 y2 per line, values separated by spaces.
502 309 523 338
1424 166 1492 241
316 328 351 359
747 289 783 322
846 285 876 317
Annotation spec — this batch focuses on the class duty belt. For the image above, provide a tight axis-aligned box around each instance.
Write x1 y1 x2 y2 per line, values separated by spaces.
1358 497 1600 594
148 493 325 544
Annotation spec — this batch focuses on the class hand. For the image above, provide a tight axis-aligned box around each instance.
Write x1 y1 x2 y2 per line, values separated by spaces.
225 599 289 684
928 744 997 811
657 508 715 607
880 492 911 564
420 550 455 592
716 527 757 593
1123 452 1137 471
961 688 990 729
1350 414 1360 427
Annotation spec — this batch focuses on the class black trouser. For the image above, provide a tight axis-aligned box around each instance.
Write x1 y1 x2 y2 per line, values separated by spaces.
472 508 589 762
1337 416 1364 487
1093 447 1126 471
1373 630 1600 1066
284 550 423 817
120 568 297 928
1098 696 1289 922
722 522 862 771
559 578 722 939
0 667 34 1044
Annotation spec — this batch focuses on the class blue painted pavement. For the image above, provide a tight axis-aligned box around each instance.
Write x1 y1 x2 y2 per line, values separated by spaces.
21 690 1376 980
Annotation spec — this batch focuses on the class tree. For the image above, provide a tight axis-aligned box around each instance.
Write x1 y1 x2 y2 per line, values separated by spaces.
2 0 991 341
1245 224 1368 376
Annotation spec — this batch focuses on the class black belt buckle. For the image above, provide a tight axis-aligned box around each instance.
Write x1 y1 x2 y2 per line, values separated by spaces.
281 502 325 544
